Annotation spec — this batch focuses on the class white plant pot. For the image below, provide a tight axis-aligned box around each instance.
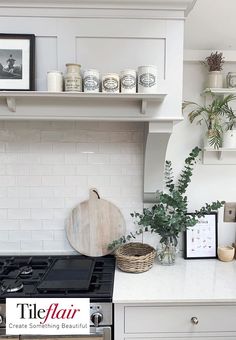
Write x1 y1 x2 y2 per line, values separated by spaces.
208 71 223 88
223 130 236 148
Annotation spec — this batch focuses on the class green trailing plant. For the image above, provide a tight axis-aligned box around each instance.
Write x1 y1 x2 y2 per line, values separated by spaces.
224 104 236 131
203 51 225 72
108 147 224 250
183 94 236 149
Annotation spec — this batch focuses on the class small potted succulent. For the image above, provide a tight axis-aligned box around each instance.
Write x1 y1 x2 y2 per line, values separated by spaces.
203 51 225 88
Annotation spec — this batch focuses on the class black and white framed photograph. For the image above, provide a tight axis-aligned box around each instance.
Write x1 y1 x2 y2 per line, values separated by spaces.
0 34 35 90
184 213 218 259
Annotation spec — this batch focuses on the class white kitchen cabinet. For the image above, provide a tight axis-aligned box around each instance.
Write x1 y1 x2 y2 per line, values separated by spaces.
115 303 236 339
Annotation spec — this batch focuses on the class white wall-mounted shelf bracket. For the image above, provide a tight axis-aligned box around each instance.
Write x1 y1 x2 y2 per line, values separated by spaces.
143 120 179 203
6 97 16 112
141 100 147 115
203 148 236 164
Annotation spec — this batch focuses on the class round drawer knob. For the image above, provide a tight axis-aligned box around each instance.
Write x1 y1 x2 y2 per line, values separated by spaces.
191 316 199 325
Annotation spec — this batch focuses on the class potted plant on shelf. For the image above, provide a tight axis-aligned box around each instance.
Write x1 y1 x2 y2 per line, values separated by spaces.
109 147 224 265
203 51 225 88
223 103 236 148
183 93 236 149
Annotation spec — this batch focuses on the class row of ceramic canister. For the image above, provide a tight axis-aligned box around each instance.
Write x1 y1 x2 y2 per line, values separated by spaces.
47 64 158 94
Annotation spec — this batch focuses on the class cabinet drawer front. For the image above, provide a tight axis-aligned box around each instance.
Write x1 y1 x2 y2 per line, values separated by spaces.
125 305 236 334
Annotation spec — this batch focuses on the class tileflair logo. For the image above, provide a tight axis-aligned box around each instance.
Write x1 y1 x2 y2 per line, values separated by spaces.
6 298 90 335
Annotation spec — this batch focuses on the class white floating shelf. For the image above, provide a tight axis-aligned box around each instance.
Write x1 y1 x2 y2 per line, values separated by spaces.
0 91 168 120
204 88 236 95
203 147 236 164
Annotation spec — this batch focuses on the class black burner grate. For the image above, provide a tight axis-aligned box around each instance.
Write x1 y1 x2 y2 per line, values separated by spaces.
0 255 115 302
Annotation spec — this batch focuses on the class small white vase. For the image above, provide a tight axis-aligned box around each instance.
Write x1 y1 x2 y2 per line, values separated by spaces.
208 71 223 88
223 130 236 148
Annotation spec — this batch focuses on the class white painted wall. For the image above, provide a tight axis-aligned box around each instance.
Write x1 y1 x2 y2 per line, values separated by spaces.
166 0 236 248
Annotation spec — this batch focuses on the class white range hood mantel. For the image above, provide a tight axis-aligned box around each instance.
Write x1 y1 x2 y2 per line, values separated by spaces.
0 0 196 16
0 0 196 202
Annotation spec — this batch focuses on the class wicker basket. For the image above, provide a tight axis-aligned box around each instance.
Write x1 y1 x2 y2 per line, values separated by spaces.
115 242 156 273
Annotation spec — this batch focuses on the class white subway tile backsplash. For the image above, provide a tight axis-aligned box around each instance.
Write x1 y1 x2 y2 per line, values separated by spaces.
65 153 87 164
52 165 76 176
65 176 87 186
99 143 122 154
29 187 54 198
19 199 42 209
0 241 20 251
32 230 54 240
0 121 143 253
17 176 42 186
5 143 29 153
41 131 65 142
43 239 72 251
0 231 9 241
77 143 99 153
8 209 31 220
42 198 64 209
29 143 53 153
52 143 77 153
20 220 42 230
54 186 77 198
0 188 7 197
42 176 64 186
0 209 7 219
31 209 54 219
53 230 66 240
88 154 109 164
30 165 53 176
9 230 31 241
87 176 110 187
21 240 43 251
40 154 65 164
0 143 6 152
0 198 19 208
6 164 30 176
42 219 65 229
0 220 19 230
0 176 16 186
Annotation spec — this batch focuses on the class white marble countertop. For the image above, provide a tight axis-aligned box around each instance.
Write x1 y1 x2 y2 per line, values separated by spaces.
113 256 236 304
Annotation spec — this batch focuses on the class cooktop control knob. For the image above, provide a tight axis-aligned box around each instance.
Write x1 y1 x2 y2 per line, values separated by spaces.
91 312 103 327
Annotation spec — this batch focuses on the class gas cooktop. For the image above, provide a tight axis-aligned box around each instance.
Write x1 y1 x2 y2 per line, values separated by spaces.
0 255 115 302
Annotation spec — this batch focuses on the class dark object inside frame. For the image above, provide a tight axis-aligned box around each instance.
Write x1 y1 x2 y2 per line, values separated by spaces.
0 33 35 90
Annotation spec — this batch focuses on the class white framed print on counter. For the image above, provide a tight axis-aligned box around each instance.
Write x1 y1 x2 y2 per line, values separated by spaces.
184 213 218 259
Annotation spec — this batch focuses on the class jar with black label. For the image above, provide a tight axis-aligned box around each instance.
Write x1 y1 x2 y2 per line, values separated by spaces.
120 69 136 93
138 65 158 93
65 63 82 92
102 73 120 93
83 69 100 93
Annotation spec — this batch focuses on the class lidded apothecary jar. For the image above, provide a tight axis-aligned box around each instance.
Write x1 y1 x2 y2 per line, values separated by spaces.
120 69 136 94
138 65 158 93
65 63 82 92
102 73 120 93
83 69 100 93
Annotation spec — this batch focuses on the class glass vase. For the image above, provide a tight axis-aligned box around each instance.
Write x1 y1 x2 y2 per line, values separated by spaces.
157 237 177 265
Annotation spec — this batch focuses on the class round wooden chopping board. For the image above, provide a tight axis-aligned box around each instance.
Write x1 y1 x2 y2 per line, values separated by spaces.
66 189 126 256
